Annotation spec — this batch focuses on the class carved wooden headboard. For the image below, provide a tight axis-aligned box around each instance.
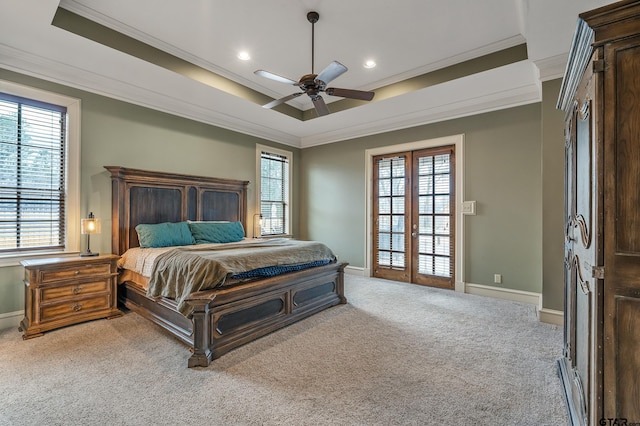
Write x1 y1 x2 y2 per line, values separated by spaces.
105 166 249 255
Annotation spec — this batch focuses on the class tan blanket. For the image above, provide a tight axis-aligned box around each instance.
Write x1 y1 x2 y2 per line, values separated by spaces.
147 238 336 316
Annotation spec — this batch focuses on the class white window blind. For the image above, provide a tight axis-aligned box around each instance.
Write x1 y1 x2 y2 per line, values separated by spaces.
0 93 67 253
260 150 289 236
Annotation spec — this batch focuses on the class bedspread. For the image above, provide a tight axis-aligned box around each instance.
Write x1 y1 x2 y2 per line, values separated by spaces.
146 238 336 316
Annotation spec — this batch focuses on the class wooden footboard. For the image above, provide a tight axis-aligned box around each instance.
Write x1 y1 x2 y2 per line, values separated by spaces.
119 262 347 367
186 261 347 367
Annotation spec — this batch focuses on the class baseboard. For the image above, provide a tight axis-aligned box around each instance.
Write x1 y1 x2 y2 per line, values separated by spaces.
347 275 559 325
344 266 366 276
0 310 23 331
465 282 542 308
538 308 564 326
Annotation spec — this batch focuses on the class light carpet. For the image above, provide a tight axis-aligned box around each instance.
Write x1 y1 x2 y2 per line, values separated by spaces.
0 275 567 425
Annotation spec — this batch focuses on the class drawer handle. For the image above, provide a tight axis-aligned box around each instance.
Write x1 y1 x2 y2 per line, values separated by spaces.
72 286 82 295
72 303 82 312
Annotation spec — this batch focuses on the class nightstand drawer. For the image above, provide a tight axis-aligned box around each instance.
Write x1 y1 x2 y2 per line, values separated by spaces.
39 263 112 283
41 280 109 302
40 295 111 322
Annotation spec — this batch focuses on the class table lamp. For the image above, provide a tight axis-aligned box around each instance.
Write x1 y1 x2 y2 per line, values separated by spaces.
80 212 101 257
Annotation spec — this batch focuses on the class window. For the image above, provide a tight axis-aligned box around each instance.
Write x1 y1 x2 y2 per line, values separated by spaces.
0 80 80 263
257 144 291 236
0 94 66 252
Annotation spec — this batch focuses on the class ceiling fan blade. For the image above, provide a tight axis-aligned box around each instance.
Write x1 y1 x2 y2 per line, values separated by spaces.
325 87 375 101
315 61 348 85
312 96 330 116
254 70 299 85
262 92 304 109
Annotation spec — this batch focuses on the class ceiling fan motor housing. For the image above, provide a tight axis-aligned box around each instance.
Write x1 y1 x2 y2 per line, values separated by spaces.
300 73 322 94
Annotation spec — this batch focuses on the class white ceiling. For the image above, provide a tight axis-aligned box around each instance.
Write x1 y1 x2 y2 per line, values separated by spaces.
0 0 614 148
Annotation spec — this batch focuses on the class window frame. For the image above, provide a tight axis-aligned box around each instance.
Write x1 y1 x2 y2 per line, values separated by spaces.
0 80 80 266
256 144 292 237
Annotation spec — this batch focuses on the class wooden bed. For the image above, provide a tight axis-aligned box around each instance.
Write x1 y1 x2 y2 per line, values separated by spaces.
106 166 347 367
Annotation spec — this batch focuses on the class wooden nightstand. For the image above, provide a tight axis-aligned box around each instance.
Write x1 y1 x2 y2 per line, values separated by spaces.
19 254 122 339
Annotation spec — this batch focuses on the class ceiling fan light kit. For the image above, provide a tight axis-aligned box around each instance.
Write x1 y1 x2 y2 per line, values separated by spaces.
254 11 375 117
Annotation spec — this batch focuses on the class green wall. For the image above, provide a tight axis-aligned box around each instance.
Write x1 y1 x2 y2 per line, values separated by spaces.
300 103 545 295
0 68 566 321
541 79 566 311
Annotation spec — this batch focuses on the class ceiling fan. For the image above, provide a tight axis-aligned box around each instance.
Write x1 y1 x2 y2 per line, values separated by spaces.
254 11 375 117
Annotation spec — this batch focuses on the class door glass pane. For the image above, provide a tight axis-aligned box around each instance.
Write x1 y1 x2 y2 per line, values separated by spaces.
392 233 405 251
379 215 390 232
434 195 450 214
434 256 451 277
392 161 404 177
418 156 433 175
419 254 433 275
434 236 450 256
391 215 404 232
419 216 433 234
434 175 449 194
379 198 391 214
434 216 450 235
392 252 405 268
419 196 433 214
392 196 404 214
419 175 433 195
378 233 390 250
419 235 432 253
392 178 405 195
434 154 450 173
379 179 391 197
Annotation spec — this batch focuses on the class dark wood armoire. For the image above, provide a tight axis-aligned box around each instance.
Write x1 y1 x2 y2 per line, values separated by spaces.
557 1 640 424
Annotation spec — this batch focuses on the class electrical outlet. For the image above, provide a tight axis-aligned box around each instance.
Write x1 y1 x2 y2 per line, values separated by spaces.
494 274 502 284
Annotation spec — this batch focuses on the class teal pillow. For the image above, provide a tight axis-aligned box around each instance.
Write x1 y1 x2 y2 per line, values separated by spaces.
188 221 245 244
135 222 195 248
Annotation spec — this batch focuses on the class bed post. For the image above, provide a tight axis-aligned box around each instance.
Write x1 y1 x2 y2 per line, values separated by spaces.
187 298 213 368
337 262 348 304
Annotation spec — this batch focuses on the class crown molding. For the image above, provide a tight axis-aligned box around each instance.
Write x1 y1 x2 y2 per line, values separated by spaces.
0 43 302 148
57 0 305 109
534 53 569 82
1 43 541 150
300 61 541 147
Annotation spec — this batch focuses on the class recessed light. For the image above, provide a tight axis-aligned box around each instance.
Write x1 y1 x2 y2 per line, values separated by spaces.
364 60 376 69
237 51 251 61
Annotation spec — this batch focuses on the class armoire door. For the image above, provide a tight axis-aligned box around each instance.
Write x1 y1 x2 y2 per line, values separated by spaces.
560 49 603 425
372 146 455 289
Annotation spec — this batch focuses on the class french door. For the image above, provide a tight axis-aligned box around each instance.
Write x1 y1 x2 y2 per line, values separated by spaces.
372 146 455 289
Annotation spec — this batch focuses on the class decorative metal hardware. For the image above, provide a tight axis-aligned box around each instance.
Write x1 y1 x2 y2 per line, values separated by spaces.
573 255 590 295
591 265 604 280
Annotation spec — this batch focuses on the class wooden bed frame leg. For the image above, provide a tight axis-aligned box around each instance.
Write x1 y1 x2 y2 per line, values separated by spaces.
187 300 213 368
337 263 347 304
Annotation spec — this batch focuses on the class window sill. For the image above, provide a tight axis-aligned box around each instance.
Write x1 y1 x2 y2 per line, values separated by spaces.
0 251 81 268
257 234 292 240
